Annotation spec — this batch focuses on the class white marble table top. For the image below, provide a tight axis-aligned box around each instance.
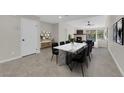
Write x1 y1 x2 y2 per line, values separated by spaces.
54 42 87 53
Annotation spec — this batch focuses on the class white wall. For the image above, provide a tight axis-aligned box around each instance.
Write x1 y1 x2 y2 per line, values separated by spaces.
58 22 75 42
40 21 53 34
0 16 21 62
0 15 40 63
52 23 59 42
66 24 75 39
107 15 124 76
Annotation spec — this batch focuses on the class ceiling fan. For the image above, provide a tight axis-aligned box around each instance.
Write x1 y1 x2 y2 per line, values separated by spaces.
87 21 94 26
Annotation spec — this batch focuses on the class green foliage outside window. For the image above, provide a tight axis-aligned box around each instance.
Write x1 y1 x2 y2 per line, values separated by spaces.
97 30 104 39
87 30 96 42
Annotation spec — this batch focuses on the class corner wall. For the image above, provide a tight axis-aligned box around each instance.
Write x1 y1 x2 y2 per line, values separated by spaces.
52 23 59 42
0 16 21 62
58 22 75 42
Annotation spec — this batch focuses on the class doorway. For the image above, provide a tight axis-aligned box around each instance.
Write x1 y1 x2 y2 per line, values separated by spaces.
21 18 40 56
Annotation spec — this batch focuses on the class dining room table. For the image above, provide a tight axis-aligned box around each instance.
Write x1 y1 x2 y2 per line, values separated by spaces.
54 42 87 70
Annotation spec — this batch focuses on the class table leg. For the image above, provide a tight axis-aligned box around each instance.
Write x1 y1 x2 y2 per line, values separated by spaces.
66 52 73 71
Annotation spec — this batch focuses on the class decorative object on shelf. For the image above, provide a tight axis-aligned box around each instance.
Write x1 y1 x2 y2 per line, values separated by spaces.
40 31 52 40
40 31 52 49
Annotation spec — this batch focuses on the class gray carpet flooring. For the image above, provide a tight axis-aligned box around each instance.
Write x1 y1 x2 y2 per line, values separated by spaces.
0 48 122 77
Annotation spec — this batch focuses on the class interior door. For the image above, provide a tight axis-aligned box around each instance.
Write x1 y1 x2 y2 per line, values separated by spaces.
21 18 38 56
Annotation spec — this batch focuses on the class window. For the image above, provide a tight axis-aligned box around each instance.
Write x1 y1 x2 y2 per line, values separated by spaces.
97 30 104 39
86 30 96 42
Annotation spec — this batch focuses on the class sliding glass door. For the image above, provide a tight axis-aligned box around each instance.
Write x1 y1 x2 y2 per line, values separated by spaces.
85 29 107 48
97 30 105 40
86 30 96 42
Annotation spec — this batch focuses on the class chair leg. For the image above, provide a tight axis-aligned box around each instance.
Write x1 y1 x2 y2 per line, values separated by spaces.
71 62 75 71
85 58 88 68
80 63 84 77
56 55 58 64
51 55 54 61
89 55 91 62
68 64 72 71
90 52 92 58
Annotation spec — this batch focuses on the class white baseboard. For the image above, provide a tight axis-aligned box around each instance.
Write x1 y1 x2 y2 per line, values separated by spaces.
108 48 124 76
36 50 40 54
0 56 22 63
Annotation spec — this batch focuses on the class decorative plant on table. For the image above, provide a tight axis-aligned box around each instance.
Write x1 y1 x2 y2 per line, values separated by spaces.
68 34 75 44
70 38 75 44
68 34 71 41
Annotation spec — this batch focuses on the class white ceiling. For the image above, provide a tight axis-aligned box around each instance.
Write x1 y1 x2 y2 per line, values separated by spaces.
67 15 106 28
37 15 97 24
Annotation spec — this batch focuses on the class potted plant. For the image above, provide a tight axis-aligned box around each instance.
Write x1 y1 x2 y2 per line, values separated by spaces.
70 38 75 44
68 34 71 41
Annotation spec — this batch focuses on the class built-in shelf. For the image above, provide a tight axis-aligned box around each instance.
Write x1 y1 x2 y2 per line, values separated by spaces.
41 40 52 49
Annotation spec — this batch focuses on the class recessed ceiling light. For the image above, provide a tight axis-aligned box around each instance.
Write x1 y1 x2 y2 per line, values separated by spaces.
58 16 62 19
